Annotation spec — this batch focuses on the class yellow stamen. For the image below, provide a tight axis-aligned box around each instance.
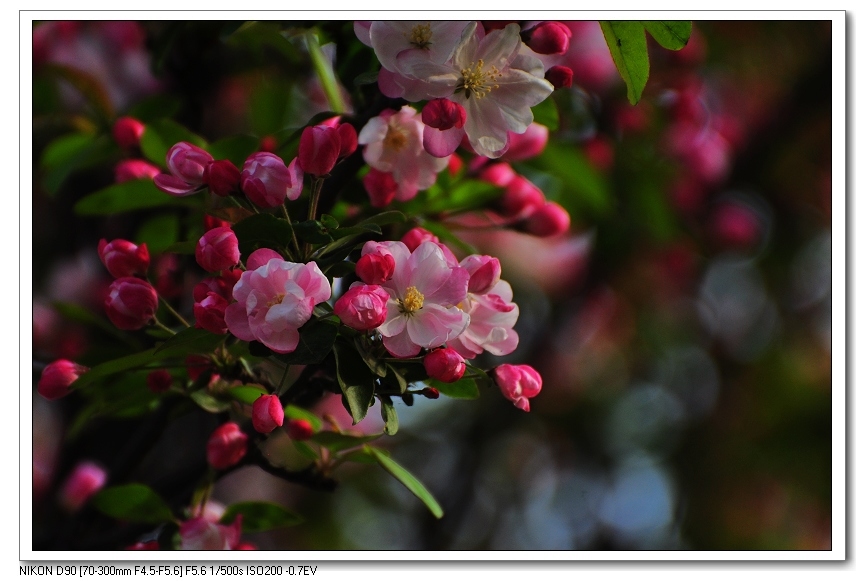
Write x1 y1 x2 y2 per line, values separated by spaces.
405 23 433 49
267 293 285 308
457 59 502 99
384 123 409 152
400 286 425 315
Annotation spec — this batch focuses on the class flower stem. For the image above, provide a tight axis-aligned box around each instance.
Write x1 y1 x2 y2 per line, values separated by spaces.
152 317 177 336
160 297 190 328
306 30 346 114
304 178 325 259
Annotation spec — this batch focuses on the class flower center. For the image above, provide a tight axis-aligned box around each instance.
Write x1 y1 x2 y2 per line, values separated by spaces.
383 122 409 152
267 293 285 308
405 23 433 49
399 286 425 314
457 59 502 99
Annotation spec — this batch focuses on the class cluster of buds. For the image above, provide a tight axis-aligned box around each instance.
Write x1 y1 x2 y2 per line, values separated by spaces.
97 238 159 331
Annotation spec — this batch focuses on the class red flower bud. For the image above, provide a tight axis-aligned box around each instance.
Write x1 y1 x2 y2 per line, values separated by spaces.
252 394 284 434
478 162 517 187
401 227 438 252
421 387 440 399
247 248 283 271
59 461 107 512
154 142 214 196
286 419 314 441
146 369 173 393
448 154 463 177
104 277 158 330
204 159 241 197
298 125 341 177
423 348 466 383
194 292 229 334
502 124 549 162
114 159 160 183
259 135 278 153
112 116 145 149
545 65 574 89
363 168 398 208
98 238 150 278
356 251 395 286
37 359 88 400
337 123 358 158
499 175 545 218
203 214 231 231
334 284 390 331
526 21 572 55
493 364 542 412
525 202 570 237
206 422 248 470
196 227 240 272
422 98 467 130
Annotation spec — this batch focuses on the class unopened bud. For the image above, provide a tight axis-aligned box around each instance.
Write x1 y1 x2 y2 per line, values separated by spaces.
196 227 240 272
112 116 145 149
206 422 248 470
545 65 573 89
363 168 398 208
204 160 241 197
146 369 173 393
286 419 314 441
59 461 107 512
525 21 572 55
422 98 467 130
423 348 466 383
252 394 284 434
98 238 150 278
298 125 341 177
115 159 160 183
37 359 88 400
104 277 158 330
524 202 571 237
421 387 440 399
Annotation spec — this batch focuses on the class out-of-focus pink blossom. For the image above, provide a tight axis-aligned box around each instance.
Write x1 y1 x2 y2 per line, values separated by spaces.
104 277 158 330
241 152 304 208
206 422 248 470
252 394 284 434
59 461 107 512
498 175 545 218
154 142 213 196
524 21 572 55
337 123 358 158
362 168 398 208
225 260 331 354
235 542 257 550
334 284 390 331
286 418 314 441
179 515 242 550
501 123 549 162
38 359 88 400
376 241 470 358
545 65 573 89
710 202 762 249
98 238 150 278
115 159 160 183
204 160 241 197
583 135 615 172
146 369 173 393
423 347 466 383
448 154 463 176
357 242 396 285
196 227 240 272
493 364 542 412
478 162 517 187
112 116 145 149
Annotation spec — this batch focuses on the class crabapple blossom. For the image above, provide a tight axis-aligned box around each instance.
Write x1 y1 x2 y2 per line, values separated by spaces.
334 284 390 331
362 168 398 208
206 422 248 470
525 202 571 237
252 394 284 434
423 347 466 383
104 277 158 330
98 238 150 278
114 159 160 183
225 260 331 354
356 242 395 285
493 364 542 412
112 116 145 148
376 241 470 358
38 359 88 400
461 254 502 294
241 152 304 208
204 159 241 197
196 227 240 272
358 106 448 201
179 515 242 550
153 142 213 196
59 461 107 512
146 369 173 393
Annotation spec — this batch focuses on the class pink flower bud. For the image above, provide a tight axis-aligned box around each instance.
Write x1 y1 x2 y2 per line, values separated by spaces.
334 284 390 331
448 154 463 177
59 461 107 512
206 422 248 470
286 418 314 441
710 203 761 249
461 255 502 294
146 369 173 393
112 116 145 149
363 168 398 208
37 359 88 400
356 252 395 285
236 542 257 550
247 248 283 271
204 159 241 197
423 348 466 383
194 292 229 334
241 153 303 208
337 123 358 158
298 125 341 177
126 541 160 550
401 227 438 252
98 238 150 278
422 98 467 130
114 159 160 183
584 135 614 171
499 175 545 218
545 65 573 89
104 277 158 330
166 142 213 185
252 394 284 434
502 123 549 162
179 515 242 550
525 202 571 237
478 162 516 187
493 364 542 412
525 21 572 55
204 215 231 231
196 227 240 272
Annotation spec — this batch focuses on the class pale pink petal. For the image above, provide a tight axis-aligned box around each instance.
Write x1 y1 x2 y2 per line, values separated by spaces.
423 125 464 158
358 116 389 145
225 302 255 341
153 174 198 196
383 330 422 358
377 301 407 338
407 304 469 348
354 21 372 46
476 23 522 69
463 96 509 158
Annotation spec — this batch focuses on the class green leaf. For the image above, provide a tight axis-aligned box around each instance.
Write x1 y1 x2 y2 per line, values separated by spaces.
340 450 378 464
92 484 174 524
140 119 207 166
292 440 319 460
533 143 612 217
153 327 226 356
330 223 381 240
207 135 261 167
353 70 380 87
50 301 140 348
41 63 114 120
366 447 443 519
40 132 115 195
284 405 323 432
226 385 269 405
600 21 650 105
70 350 162 390
190 389 231 413
320 214 339 230
379 396 399 435
333 340 376 424
136 213 180 255
385 364 408 393
220 501 303 533
74 179 194 216
308 431 382 452
531 97 559 131
231 213 295 258
359 210 406 228
126 94 182 122
429 377 480 400
293 220 334 244
274 318 339 365
642 21 692 50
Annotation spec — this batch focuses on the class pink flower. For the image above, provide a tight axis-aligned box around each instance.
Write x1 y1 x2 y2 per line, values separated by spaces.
153 142 213 196
98 238 150 278
204 159 241 197
104 277 158 330
362 168 398 208
252 394 284 434
206 422 248 470
493 364 542 412
423 347 466 383
710 202 761 249
112 116 145 149
376 241 470 358
478 162 517 187
179 515 242 550
461 254 502 294
59 461 107 512
225 260 331 354
38 359 88 400
241 152 304 208
356 242 395 285
334 284 390 331
115 159 160 183
196 227 240 272
358 106 448 201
